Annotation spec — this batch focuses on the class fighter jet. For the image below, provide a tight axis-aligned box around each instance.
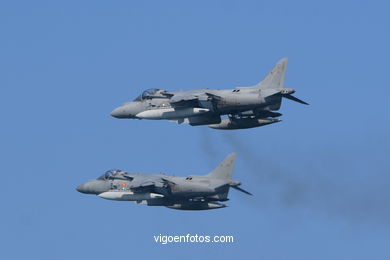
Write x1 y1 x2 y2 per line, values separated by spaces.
111 58 308 130
76 153 251 210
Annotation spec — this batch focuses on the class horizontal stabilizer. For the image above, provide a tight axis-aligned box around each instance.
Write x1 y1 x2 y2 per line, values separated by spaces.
283 94 309 105
231 185 252 195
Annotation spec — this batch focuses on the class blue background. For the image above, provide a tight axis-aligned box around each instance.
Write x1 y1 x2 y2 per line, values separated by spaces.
1 1 389 259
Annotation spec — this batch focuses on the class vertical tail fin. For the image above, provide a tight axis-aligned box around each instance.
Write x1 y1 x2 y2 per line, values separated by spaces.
252 57 288 90
206 153 236 180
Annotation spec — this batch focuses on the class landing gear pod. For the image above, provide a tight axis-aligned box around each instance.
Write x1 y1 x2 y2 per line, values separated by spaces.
167 202 227 210
208 118 281 130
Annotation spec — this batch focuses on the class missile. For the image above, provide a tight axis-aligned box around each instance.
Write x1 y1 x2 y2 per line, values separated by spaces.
208 118 281 130
167 202 227 210
98 191 164 201
136 107 209 120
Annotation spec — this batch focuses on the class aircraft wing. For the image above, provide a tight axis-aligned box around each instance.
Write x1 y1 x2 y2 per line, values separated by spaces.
168 90 221 108
169 93 200 104
162 90 223 126
128 176 174 192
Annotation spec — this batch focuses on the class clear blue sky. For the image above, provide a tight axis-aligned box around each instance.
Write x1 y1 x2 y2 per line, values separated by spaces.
1 1 389 259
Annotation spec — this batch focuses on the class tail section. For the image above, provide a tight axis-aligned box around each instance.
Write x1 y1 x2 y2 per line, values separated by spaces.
207 153 252 197
248 57 308 106
251 57 288 90
207 153 236 180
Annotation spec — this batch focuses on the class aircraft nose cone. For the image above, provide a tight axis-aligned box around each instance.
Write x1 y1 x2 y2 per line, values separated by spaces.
111 103 140 118
76 180 112 195
111 107 125 118
76 184 88 194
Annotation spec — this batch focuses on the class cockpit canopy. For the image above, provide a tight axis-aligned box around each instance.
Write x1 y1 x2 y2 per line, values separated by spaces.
98 169 121 180
134 88 163 101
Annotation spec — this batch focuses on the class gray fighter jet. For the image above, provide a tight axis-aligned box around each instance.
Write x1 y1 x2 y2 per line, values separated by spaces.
111 58 308 130
76 153 251 210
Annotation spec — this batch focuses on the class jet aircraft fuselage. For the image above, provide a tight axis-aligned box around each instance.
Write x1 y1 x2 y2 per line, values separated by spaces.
111 58 308 129
76 154 251 210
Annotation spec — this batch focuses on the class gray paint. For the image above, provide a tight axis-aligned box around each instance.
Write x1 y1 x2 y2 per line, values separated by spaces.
110 58 308 130
76 153 251 210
